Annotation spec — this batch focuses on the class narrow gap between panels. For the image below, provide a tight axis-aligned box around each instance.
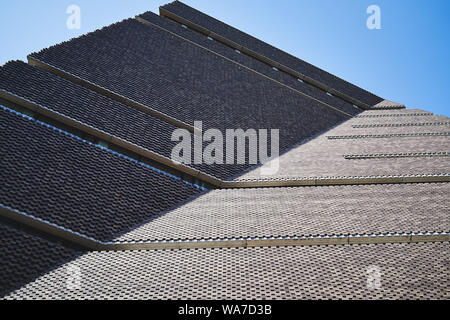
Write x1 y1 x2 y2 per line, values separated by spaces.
3 96 448 190
327 133 450 139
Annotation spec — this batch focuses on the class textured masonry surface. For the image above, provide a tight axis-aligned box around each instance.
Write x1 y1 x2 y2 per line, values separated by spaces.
0 108 203 242
239 109 450 179
5 243 448 300
0 223 80 297
0 1 448 300
115 183 450 242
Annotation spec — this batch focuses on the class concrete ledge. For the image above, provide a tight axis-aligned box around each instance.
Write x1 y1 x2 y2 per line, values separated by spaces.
0 205 101 250
344 152 449 160
411 234 450 243
225 176 450 188
0 90 222 187
3 203 448 251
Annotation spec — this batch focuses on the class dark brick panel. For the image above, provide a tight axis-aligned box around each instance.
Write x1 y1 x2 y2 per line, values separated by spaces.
0 62 273 180
161 1 383 106
0 108 203 241
0 61 179 160
0 222 80 297
138 11 361 116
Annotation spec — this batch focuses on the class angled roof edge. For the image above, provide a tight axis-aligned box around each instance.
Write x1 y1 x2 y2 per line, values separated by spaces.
159 1 393 109
27 56 197 133
135 14 355 118
371 99 406 110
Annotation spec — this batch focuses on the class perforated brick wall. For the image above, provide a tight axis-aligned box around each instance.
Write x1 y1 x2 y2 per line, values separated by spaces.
0 108 203 241
0 222 80 298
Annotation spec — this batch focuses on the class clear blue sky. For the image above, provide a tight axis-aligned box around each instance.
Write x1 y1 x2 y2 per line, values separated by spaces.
1 0 449 116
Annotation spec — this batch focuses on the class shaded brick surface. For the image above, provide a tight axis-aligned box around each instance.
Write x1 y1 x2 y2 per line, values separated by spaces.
0 62 267 180
0 108 203 241
161 1 384 107
0 222 80 298
30 19 347 155
116 183 450 241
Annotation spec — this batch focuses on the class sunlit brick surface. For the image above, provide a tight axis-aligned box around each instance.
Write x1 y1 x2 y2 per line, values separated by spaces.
115 183 450 241
5 243 448 300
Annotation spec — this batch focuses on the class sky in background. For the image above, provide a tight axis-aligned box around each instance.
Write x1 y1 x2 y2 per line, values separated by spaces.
0 0 449 116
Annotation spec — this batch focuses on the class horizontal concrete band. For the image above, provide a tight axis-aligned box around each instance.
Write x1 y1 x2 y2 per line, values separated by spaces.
352 122 450 128
135 16 353 118
370 106 407 110
224 175 450 188
159 8 394 111
107 233 450 251
356 113 433 118
1 205 448 252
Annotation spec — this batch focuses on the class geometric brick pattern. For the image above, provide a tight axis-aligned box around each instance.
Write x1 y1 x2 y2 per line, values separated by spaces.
5 243 448 300
344 152 449 159
0 222 80 298
0 1 448 300
239 109 450 180
138 11 361 116
0 107 204 241
114 183 450 242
